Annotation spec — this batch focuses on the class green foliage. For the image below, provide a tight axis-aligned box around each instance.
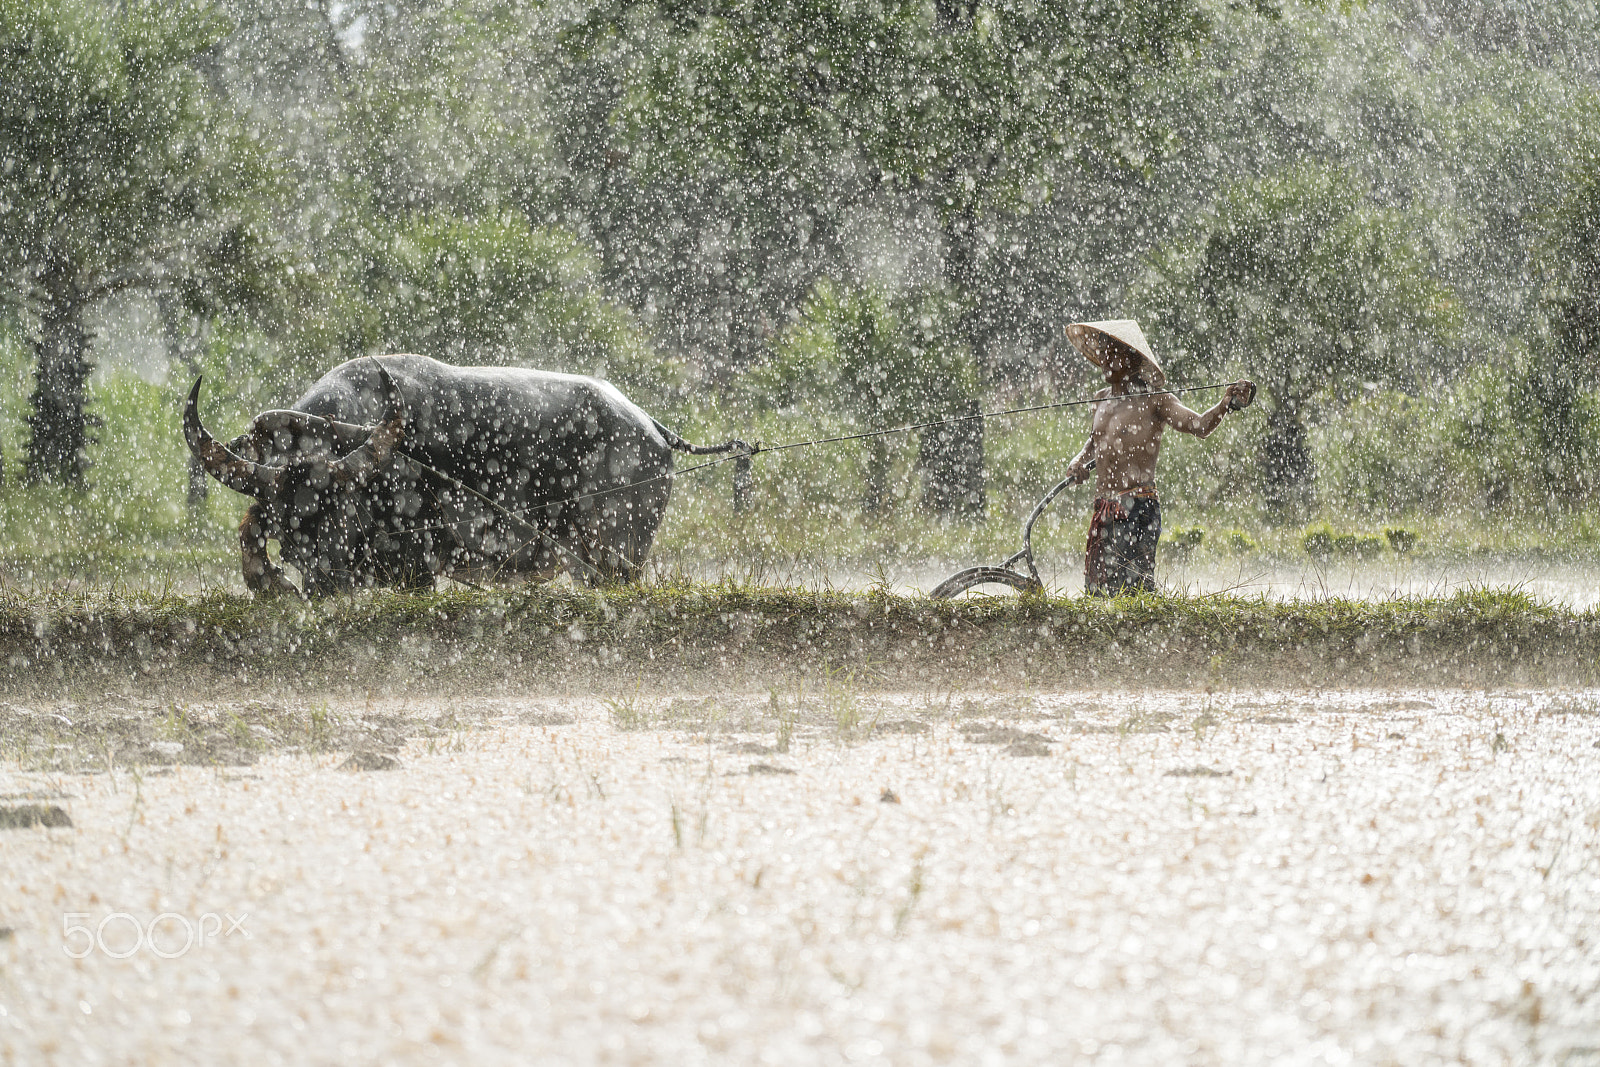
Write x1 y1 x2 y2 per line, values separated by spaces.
1223 529 1258 555
1164 526 1205 558
356 213 673 395
0 0 256 286
593 0 1220 378
1312 361 1594 516
0 366 241 583
1148 2 1599 361
603 689 649 731
1384 527 1418 555
1149 163 1460 406
755 279 979 513
1547 163 1600 367
1302 524 1334 561
0 0 283 481
618 0 1211 216
760 280 975 425
1302 524 1385 560
1517 159 1600 502
1342 534 1386 559
1144 162 1462 512
337 0 556 221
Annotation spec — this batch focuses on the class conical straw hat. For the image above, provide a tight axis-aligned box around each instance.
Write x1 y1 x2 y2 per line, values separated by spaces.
1064 319 1166 390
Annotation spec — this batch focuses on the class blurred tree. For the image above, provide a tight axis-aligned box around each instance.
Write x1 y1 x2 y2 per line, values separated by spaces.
547 1 858 387
0 0 281 484
1142 0 1600 378
1144 164 1459 516
573 0 1232 516
1519 163 1600 505
903 288 985 518
334 0 556 221
1424 48 1600 357
194 0 666 406
762 280 978 516
357 212 673 395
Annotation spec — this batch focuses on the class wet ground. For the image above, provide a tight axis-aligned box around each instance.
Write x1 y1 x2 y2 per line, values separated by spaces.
1154 558 1600 612
3 686 1598 1065
878 558 1600 610
8 549 1599 614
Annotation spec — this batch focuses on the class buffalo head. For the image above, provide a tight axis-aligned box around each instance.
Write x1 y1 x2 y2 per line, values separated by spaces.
184 366 417 596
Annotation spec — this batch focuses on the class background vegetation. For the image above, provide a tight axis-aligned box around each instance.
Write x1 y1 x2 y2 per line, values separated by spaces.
3 0 1598 588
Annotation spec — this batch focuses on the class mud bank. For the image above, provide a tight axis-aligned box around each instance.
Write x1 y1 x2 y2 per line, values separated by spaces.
1 586 1596 698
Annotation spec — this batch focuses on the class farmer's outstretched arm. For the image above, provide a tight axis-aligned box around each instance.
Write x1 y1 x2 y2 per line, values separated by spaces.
1159 395 1228 438
1160 381 1254 439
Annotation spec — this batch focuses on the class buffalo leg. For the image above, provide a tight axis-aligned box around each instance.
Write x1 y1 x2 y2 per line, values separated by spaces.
239 504 299 596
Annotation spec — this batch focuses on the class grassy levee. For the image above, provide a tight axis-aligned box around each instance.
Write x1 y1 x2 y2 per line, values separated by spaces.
1 584 1594 698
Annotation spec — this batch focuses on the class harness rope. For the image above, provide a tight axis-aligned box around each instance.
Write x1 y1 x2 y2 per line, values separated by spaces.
395 451 608 586
283 378 1241 589
737 382 1239 457
398 381 1238 531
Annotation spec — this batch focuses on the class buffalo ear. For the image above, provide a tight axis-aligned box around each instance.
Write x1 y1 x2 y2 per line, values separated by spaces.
327 364 407 487
183 377 284 498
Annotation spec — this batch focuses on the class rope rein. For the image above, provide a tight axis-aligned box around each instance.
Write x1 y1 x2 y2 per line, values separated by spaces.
369 381 1237 552
740 381 1239 456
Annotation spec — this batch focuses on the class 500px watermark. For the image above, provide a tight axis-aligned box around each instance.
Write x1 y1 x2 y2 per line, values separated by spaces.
62 912 249 959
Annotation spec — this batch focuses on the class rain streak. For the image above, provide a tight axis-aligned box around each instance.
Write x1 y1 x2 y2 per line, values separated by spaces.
1 1 1598 1064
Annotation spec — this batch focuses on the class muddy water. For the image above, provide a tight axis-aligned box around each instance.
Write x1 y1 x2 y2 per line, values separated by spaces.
11 546 1598 612
3 687 1598 1065
1159 557 1600 610
646 543 1600 607
856 557 1600 609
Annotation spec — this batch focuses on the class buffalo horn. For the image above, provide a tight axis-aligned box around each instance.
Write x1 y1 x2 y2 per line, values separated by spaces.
327 363 407 486
184 377 284 498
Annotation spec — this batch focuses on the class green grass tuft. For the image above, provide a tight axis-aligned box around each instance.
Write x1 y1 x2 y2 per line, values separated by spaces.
0 581 1591 695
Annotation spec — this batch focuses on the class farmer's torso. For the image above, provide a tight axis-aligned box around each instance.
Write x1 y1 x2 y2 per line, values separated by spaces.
1090 391 1166 494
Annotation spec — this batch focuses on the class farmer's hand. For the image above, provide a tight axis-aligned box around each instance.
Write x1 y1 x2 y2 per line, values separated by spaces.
1063 456 1096 486
1225 380 1256 411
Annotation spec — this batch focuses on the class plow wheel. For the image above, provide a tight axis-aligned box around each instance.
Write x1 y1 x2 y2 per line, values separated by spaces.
930 566 1043 600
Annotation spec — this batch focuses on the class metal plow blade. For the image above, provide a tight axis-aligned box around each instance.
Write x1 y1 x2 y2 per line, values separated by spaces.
930 566 1043 600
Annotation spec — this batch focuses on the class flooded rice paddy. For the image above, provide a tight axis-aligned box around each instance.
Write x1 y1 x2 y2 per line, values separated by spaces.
9 551 1600 616
848 558 1600 612
3 686 1598 1065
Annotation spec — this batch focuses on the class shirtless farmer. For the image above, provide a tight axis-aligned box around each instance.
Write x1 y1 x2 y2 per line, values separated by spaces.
1060 320 1254 597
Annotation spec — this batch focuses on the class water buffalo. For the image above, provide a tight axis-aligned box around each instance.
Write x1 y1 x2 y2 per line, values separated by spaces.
184 354 742 596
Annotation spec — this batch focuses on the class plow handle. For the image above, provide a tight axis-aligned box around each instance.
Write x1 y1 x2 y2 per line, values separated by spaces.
929 461 1094 599
1019 461 1095 585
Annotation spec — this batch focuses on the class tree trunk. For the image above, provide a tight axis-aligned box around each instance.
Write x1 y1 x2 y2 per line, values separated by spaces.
919 403 986 519
934 0 978 30
862 437 891 518
25 300 96 487
918 425 957 518
950 400 985 518
732 453 752 514
1516 357 1591 508
1261 399 1314 518
939 205 988 520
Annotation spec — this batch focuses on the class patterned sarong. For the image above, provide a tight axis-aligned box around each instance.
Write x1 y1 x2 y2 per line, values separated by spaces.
1084 485 1161 597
